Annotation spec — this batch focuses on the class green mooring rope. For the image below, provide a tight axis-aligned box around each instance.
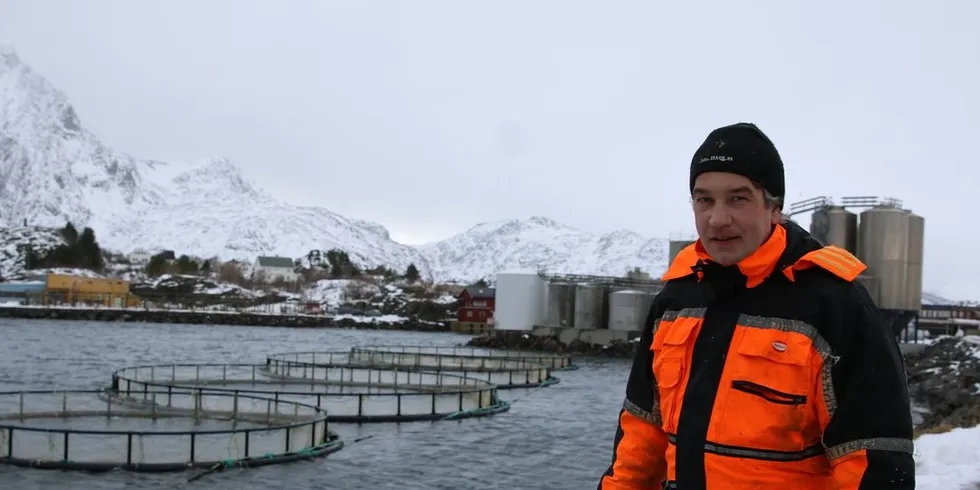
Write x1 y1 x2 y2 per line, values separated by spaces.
441 374 559 420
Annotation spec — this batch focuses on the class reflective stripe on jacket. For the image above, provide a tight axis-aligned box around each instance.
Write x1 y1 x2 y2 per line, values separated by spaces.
599 221 915 489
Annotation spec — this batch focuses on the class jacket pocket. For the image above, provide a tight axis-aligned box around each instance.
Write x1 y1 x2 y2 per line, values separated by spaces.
731 380 807 406
650 315 700 432
714 326 816 449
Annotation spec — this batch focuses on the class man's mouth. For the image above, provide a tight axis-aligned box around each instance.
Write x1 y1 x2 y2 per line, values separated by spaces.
712 236 738 243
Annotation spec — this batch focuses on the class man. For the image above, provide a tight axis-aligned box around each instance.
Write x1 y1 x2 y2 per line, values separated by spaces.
598 123 915 489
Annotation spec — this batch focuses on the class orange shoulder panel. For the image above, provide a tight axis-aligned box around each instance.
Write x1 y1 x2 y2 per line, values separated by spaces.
660 243 700 281
789 245 866 282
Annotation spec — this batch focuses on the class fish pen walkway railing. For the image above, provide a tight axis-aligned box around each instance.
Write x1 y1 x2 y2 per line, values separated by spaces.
350 345 576 370
0 389 340 472
113 363 509 423
266 350 556 388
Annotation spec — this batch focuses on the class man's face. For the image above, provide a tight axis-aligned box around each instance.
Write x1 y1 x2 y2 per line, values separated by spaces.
692 171 781 266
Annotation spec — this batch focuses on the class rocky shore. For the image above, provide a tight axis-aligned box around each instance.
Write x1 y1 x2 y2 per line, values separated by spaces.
905 336 980 431
467 330 638 358
0 306 450 333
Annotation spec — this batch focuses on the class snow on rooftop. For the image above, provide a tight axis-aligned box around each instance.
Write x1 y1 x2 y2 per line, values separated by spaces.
496 268 540 275
915 425 980 489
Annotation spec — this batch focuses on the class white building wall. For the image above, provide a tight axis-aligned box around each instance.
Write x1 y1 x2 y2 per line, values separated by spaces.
252 263 299 282
494 270 547 331
128 250 154 264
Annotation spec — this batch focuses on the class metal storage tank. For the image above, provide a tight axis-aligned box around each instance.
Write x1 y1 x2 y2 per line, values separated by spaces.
905 213 925 311
493 270 547 331
857 207 910 310
811 206 858 254
608 290 656 332
668 239 697 265
545 282 577 327
573 284 606 329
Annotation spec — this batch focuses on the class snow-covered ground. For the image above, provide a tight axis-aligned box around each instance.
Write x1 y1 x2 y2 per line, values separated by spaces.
915 425 980 489
304 278 379 305
333 313 408 324
0 274 460 326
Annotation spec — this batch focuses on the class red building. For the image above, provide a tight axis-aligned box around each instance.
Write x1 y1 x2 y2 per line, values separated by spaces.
456 286 496 323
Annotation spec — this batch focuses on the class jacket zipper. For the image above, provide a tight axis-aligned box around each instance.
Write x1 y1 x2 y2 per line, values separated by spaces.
731 380 807 405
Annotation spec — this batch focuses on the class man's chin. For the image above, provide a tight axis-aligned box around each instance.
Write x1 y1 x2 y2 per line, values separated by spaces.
704 246 743 267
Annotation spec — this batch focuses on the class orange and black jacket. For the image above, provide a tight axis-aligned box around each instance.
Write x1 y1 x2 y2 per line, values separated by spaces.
598 221 915 489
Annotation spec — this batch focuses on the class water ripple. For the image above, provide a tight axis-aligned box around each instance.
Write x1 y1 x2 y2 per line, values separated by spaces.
0 319 629 489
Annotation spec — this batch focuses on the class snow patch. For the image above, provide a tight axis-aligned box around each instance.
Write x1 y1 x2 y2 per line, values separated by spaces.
433 293 457 305
333 314 407 324
915 425 980 489
304 279 380 307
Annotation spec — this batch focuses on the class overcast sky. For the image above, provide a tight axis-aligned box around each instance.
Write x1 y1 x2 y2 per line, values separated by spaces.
1 0 978 299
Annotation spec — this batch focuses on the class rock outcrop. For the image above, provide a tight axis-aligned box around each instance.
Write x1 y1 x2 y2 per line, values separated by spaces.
466 330 637 358
905 336 980 431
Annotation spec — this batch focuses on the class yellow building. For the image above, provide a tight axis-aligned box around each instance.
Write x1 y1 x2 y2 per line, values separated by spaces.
42 274 139 307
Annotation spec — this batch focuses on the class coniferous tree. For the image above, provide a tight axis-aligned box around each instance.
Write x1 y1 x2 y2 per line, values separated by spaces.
77 227 104 270
146 254 168 277
176 255 198 275
61 222 78 246
405 263 420 283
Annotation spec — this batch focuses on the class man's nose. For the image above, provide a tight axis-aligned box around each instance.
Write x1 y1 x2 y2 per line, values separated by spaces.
707 205 733 227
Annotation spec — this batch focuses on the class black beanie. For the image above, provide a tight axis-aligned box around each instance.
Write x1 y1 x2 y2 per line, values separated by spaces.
689 122 785 205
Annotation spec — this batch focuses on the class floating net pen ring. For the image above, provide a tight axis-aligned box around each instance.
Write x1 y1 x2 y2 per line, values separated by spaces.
0 389 342 472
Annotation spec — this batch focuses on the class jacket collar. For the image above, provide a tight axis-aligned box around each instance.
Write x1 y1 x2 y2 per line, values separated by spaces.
661 224 788 288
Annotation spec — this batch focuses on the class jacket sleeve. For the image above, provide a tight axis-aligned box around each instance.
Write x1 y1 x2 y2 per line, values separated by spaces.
819 283 916 489
598 295 670 490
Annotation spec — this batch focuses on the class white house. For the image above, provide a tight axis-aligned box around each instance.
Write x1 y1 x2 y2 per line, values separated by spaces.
252 256 299 282
128 249 155 264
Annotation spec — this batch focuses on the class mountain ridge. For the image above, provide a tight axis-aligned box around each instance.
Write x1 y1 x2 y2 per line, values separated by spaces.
0 44 667 281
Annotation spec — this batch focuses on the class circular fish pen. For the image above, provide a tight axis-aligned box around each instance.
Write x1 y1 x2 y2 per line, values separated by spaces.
0 389 340 472
267 349 558 388
351 345 577 371
112 362 510 423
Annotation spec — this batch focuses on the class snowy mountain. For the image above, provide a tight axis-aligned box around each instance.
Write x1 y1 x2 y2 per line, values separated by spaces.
0 226 65 279
0 43 674 283
0 44 976 303
0 43 433 278
421 216 668 282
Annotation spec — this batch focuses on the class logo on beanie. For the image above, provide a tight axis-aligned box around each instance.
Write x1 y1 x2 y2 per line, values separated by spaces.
698 155 734 164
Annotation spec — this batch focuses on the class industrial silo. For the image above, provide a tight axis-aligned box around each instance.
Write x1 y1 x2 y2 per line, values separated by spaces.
494 271 548 331
857 206 910 311
905 213 925 311
608 290 656 332
811 206 858 254
668 240 697 264
545 282 577 327
573 284 606 329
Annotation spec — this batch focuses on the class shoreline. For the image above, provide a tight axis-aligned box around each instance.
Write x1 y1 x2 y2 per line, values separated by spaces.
469 331 980 432
466 330 637 358
0 306 451 333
